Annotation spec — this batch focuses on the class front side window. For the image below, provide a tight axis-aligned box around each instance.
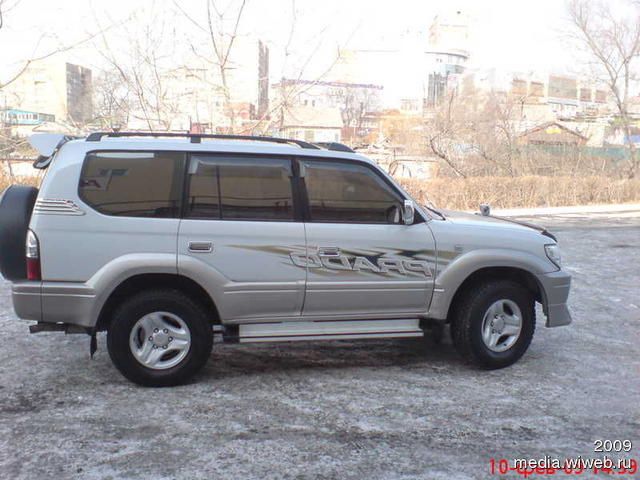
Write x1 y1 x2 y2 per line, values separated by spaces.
79 151 185 218
302 160 404 223
186 155 294 221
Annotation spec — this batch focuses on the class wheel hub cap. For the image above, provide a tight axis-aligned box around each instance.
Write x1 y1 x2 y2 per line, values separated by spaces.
481 299 523 353
151 330 170 347
493 316 505 333
129 312 192 370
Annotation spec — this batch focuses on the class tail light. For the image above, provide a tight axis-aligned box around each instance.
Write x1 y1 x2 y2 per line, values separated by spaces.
25 230 41 281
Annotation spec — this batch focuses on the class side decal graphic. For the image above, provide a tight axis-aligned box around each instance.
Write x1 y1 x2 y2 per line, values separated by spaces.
290 252 432 277
229 244 445 278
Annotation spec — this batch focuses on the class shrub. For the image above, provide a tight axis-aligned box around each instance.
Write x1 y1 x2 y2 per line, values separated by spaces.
400 176 640 210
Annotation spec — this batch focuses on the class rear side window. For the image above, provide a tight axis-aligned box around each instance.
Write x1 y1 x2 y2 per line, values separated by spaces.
186 155 294 221
79 152 185 218
302 160 403 223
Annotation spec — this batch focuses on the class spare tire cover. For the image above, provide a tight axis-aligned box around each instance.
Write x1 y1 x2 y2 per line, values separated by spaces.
0 185 39 281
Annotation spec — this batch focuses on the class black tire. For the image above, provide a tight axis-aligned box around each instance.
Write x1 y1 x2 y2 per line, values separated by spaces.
451 280 535 369
0 185 39 280
107 289 213 387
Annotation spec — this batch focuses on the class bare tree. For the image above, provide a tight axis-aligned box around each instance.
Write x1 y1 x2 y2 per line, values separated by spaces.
174 0 248 133
0 0 110 91
473 92 520 177
329 85 378 140
95 9 183 131
268 48 344 137
568 0 640 178
0 0 19 31
174 0 347 137
93 70 131 131
426 86 528 177
425 89 472 178
205 0 247 133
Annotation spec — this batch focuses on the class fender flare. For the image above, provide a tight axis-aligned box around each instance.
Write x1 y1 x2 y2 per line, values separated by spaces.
428 249 553 320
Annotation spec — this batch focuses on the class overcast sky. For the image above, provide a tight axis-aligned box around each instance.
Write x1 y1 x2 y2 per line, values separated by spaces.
0 0 582 99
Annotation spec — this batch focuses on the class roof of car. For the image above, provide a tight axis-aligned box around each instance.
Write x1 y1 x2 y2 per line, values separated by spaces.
32 132 373 165
81 137 371 161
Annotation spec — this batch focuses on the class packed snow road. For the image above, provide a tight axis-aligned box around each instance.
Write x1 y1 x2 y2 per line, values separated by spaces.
1 214 638 479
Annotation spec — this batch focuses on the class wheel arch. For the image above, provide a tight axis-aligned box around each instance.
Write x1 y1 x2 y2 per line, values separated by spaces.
444 266 544 322
95 273 221 331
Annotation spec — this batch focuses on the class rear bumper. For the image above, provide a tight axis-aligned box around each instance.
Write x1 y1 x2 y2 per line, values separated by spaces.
12 282 42 321
12 281 96 328
536 270 572 327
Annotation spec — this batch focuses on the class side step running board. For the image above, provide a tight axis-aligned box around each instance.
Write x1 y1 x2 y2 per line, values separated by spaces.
29 322 90 334
224 319 423 344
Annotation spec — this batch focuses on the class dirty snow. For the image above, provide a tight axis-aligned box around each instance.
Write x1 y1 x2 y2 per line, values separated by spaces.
0 215 638 479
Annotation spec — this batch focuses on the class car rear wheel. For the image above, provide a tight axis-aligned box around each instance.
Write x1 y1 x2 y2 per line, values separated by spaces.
107 289 213 387
451 280 535 369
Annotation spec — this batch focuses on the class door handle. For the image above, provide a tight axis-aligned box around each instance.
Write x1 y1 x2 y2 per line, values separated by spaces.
188 241 213 253
317 246 341 257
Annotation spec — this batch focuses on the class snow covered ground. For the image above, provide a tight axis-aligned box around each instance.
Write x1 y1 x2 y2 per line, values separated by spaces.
0 214 638 479
477 202 640 218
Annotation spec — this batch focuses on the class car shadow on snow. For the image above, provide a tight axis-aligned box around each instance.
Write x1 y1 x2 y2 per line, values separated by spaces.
191 336 467 382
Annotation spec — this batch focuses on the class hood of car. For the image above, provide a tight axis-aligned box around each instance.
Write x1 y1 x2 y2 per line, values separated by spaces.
440 209 557 241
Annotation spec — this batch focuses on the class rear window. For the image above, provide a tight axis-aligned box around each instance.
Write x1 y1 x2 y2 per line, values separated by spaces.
79 151 185 218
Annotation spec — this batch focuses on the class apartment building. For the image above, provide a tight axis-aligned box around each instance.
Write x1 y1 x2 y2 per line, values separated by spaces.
2 60 92 124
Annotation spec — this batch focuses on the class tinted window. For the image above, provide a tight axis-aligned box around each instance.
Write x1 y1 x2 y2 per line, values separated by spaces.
186 159 220 218
303 160 403 223
80 152 185 217
187 156 294 221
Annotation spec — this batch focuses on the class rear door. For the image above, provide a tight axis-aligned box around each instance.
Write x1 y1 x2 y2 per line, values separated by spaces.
177 153 306 322
299 158 436 318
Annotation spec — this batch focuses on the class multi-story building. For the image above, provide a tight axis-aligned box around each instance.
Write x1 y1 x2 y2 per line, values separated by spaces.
129 38 270 133
277 105 343 143
272 79 383 115
133 65 227 133
271 78 383 141
469 68 610 122
424 10 470 107
2 60 92 124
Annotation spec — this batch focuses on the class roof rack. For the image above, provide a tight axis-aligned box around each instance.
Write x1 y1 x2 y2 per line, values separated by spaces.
85 132 357 154
85 131 321 150
315 142 355 153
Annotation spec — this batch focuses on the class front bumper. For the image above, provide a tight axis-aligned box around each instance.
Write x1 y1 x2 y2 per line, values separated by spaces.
12 281 96 328
536 270 572 327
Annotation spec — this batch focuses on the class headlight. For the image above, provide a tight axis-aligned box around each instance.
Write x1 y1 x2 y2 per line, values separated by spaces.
545 244 562 268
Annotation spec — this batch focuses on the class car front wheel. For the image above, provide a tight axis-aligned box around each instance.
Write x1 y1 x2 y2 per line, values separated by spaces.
451 280 535 369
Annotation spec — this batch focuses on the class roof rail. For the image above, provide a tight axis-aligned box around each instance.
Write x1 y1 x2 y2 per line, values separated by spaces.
315 142 355 153
85 131 321 150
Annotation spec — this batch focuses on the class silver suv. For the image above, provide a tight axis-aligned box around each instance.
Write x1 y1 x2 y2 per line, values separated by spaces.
0 132 571 386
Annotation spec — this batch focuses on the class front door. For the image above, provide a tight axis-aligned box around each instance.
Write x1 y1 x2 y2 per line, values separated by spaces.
298 159 436 318
178 153 306 322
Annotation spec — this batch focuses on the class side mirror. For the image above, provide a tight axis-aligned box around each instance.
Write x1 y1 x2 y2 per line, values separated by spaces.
403 200 415 225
